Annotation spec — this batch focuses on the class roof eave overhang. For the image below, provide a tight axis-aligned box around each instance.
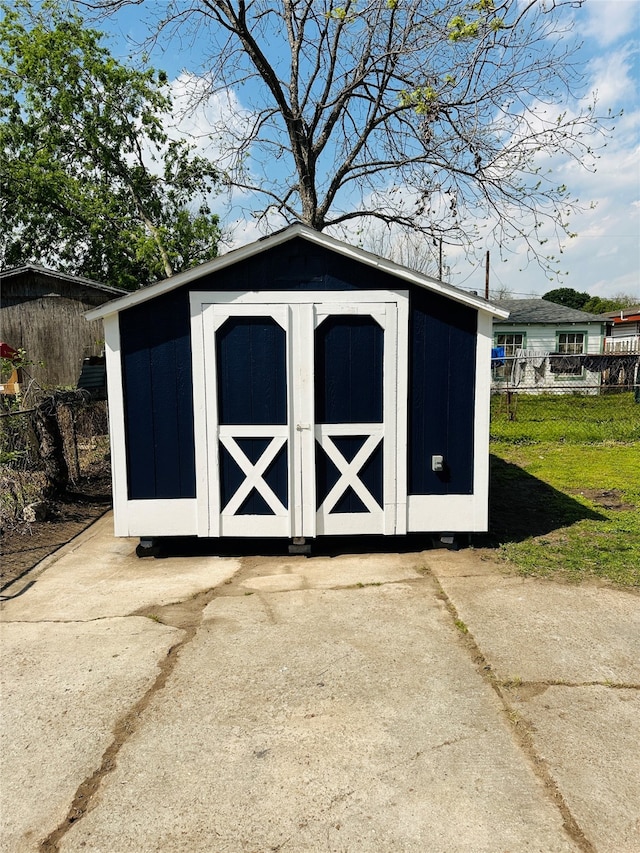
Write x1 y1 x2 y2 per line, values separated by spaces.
1 263 126 296
612 315 640 325
86 224 508 321
494 319 604 326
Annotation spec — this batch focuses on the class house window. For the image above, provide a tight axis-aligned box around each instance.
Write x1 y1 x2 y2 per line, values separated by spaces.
558 332 585 355
493 333 524 380
552 331 585 376
495 333 525 356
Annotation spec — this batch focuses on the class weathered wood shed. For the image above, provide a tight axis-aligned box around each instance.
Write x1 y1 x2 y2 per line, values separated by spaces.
0 265 126 389
87 226 507 549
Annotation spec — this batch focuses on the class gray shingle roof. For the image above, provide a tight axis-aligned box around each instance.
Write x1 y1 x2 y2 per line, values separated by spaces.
493 298 604 324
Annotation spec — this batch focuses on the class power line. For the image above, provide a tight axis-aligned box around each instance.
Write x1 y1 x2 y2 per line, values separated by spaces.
448 258 544 298
455 283 547 297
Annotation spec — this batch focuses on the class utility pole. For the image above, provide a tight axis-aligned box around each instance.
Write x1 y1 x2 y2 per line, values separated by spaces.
484 250 490 300
438 239 443 281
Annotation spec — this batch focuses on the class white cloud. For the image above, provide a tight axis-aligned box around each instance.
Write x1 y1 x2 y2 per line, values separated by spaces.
450 52 640 301
167 73 254 172
583 44 638 108
581 0 639 48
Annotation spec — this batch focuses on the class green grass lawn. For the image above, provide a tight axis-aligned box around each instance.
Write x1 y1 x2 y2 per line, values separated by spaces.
491 392 640 444
487 393 640 587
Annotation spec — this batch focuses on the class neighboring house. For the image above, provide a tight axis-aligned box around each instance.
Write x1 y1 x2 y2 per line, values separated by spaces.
600 306 640 354
87 223 507 548
492 298 606 393
0 265 126 389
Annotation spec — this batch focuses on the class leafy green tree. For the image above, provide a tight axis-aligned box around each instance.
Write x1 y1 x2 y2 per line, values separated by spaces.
0 0 222 289
542 288 591 310
582 295 638 315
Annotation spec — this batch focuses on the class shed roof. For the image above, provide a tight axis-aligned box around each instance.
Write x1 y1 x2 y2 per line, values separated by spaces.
493 298 603 325
86 224 508 321
0 263 127 297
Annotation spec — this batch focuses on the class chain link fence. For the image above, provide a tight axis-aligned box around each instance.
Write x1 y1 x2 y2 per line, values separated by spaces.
491 351 640 396
490 351 640 445
2 351 639 529
0 397 110 529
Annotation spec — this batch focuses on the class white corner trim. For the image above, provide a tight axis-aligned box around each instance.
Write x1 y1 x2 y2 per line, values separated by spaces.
103 315 129 537
473 311 493 521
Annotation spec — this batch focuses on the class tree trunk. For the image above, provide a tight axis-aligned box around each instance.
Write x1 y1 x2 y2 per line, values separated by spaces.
32 398 69 499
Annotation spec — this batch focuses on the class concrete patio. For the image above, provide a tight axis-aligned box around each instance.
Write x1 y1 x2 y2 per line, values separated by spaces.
1 513 638 852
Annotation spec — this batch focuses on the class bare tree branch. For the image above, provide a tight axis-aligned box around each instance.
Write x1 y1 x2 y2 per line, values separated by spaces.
78 0 614 271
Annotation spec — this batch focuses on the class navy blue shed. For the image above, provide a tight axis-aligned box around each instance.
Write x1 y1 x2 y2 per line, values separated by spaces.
86 225 507 545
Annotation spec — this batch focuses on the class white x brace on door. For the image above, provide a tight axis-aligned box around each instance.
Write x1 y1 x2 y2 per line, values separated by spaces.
190 291 408 539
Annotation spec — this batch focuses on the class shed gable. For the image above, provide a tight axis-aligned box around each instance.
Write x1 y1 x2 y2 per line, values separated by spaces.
186 237 400 293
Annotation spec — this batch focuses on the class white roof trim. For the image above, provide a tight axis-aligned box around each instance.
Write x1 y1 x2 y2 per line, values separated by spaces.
86 224 509 320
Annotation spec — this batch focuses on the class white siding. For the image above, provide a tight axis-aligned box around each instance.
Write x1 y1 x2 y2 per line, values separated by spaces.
492 322 604 394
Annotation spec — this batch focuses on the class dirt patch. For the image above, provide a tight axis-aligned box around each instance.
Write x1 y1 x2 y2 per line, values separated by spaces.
0 473 111 591
569 488 635 511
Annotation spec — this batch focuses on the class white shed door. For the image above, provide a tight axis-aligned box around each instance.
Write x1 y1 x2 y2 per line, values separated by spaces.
192 292 407 539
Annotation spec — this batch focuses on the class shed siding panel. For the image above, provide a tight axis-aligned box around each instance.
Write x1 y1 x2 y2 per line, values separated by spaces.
409 291 476 495
117 237 479 505
193 240 391 293
122 342 156 498
493 323 603 353
120 290 195 499
175 343 197 496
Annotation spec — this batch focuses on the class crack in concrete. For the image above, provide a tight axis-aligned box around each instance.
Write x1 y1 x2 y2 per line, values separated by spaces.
34 557 616 852
501 679 640 701
1 615 149 625
38 554 311 851
37 581 229 853
429 574 598 853
256 591 279 624
376 749 424 778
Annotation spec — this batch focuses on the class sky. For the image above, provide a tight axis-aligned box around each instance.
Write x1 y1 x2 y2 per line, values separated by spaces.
90 0 639 301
